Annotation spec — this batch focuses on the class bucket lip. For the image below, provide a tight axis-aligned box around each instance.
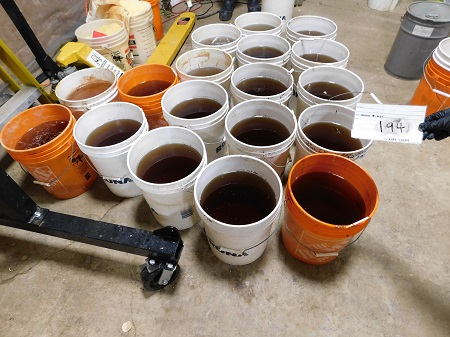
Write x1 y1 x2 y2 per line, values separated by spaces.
225 99 297 150
286 15 338 35
298 65 365 102
127 126 207 189
236 34 291 62
297 103 373 155
291 38 350 64
0 104 74 153
286 153 379 229
234 11 283 34
194 154 283 229
407 1 450 23
191 23 243 49
73 102 147 154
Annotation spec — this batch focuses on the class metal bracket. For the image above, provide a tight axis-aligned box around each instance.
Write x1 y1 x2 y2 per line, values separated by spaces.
0 168 184 291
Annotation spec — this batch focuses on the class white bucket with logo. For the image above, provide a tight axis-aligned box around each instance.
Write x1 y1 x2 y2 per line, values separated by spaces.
161 80 229 163
129 1 157 64
225 99 297 177
75 19 133 70
127 126 207 230
73 102 148 198
194 155 283 265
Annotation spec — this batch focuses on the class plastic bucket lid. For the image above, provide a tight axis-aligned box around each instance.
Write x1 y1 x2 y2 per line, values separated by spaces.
236 33 291 68
193 154 283 265
225 99 297 176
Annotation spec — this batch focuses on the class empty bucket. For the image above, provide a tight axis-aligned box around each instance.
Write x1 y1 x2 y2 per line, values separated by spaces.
55 67 118 120
384 1 450 80
234 11 283 37
175 48 234 90
127 126 207 230
75 19 133 71
161 80 229 163
117 64 178 129
191 23 242 60
236 33 291 68
296 65 364 117
410 37 450 115
0 104 97 199
73 102 149 198
128 1 157 65
194 155 283 265
230 62 294 106
294 103 373 162
282 153 379 264
225 99 297 177
286 15 338 45
368 0 399 11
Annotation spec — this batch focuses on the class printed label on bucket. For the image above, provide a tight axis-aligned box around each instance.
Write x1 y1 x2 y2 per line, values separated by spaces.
86 50 124 78
293 230 352 261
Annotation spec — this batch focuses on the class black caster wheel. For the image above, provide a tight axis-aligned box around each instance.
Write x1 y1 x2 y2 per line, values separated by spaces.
140 264 181 291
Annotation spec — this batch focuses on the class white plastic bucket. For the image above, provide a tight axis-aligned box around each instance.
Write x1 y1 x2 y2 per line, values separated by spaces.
55 68 118 120
75 19 133 71
127 126 207 230
161 80 229 163
129 2 157 65
234 11 283 37
296 66 364 117
286 15 338 45
261 0 296 32
294 103 373 162
175 48 234 90
368 0 399 11
230 63 294 106
236 33 291 68
191 23 242 60
435 37 450 70
194 155 283 265
73 102 148 198
225 99 297 177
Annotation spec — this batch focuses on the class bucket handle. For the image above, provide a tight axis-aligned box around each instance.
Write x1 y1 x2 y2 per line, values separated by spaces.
31 142 77 187
422 51 450 110
200 207 283 257
284 210 370 258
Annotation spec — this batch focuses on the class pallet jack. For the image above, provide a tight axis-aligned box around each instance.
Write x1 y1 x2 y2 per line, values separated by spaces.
0 0 195 290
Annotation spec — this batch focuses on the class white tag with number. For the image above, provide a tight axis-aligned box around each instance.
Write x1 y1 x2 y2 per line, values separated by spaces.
351 103 427 144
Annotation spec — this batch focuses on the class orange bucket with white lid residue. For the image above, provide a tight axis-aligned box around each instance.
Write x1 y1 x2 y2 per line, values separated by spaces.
282 153 379 264
0 104 97 199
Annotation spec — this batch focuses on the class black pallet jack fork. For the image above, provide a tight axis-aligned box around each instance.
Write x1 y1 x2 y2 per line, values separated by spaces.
0 168 184 290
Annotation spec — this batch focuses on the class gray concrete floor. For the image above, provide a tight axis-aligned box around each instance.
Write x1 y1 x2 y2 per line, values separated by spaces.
1 0 449 336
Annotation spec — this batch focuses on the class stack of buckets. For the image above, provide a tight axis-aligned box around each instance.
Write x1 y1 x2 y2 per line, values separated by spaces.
410 37 450 116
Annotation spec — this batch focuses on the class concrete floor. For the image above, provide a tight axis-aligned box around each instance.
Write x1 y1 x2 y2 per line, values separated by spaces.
1 0 449 336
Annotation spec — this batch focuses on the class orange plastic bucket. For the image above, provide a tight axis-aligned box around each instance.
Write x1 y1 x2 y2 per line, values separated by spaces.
410 55 450 116
0 104 97 199
148 0 164 41
281 153 379 264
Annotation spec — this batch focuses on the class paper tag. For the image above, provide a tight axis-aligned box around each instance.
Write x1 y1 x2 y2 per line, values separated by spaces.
86 50 124 79
412 25 434 38
351 103 427 144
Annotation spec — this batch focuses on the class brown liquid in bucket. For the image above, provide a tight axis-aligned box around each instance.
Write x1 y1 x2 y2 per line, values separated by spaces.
86 119 142 147
137 143 202 183
303 122 363 152
200 171 276 225
296 30 325 36
300 54 338 63
200 36 236 45
170 98 222 119
243 23 275 31
243 46 283 58
127 80 172 96
15 120 69 150
303 81 355 100
67 80 113 100
188 67 224 76
237 77 287 96
231 117 290 146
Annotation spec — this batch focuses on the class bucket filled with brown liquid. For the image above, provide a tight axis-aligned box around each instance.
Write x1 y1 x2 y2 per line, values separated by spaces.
234 11 283 37
282 153 379 264
127 126 207 230
194 155 283 265
296 65 364 117
294 103 373 162
55 68 118 120
225 99 297 177
73 102 148 198
117 64 178 129
236 33 291 68
286 15 337 45
161 80 229 163
230 62 294 106
0 104 97 199
175 48 234 90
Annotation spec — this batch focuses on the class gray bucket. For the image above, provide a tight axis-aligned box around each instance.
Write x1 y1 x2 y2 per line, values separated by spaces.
384 1 450 80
